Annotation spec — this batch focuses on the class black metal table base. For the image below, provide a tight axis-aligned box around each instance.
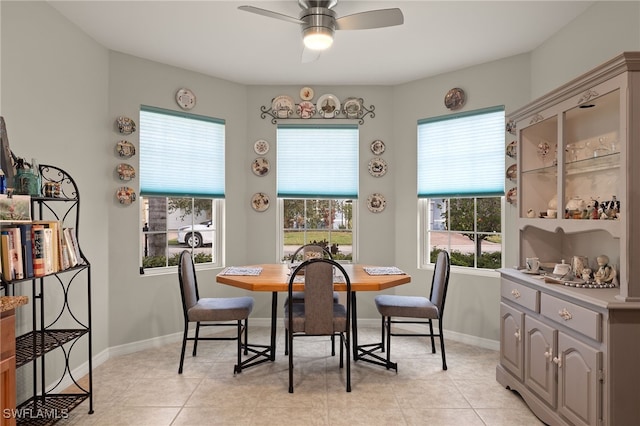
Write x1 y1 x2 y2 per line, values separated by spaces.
233 292 279 373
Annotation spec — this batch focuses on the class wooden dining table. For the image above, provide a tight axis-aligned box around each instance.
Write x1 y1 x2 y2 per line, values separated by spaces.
216 263 411 369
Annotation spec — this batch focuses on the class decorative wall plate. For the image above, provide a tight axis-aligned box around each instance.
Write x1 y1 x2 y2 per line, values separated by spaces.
254 139 269 155
506 164 517 181
296 101 316 119
116 140 136 158
506 187 517 205
116 186 136 205
116 116 136 134
272 95 295 119
342 97 363 118
117 163 136 181
367 193 386 213
176 88 196 110
251 192 270 212
368 157 388 177
370 139 386 155
506 140 517 158
317 94 340 118
444 88 465 110
506 119 517 135
300 87 314 101
251 157 270 176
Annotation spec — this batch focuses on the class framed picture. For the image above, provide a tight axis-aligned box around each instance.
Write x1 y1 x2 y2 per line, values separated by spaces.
0 194 32 221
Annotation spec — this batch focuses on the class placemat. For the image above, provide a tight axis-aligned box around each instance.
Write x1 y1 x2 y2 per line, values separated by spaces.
221 267 263 276
363 266 406 275
292 275 346 283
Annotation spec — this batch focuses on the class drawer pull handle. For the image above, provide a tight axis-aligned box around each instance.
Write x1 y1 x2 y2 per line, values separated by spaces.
511 289 521 299
544 349 553 360
558 308 573 321
514 329 521 341
553 356 562 367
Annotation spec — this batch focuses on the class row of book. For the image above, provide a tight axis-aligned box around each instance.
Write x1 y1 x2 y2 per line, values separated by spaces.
0 221 83 281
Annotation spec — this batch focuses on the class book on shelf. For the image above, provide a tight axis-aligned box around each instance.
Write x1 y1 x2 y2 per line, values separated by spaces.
18 223 34 278
32 224 46 277
64 228 82 266
42 228 54 275
63 228 78 267
0 227 23 280
1 232 14 280
33 220 63 272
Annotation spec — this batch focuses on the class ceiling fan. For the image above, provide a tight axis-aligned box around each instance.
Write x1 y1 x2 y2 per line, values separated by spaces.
238 0 403 61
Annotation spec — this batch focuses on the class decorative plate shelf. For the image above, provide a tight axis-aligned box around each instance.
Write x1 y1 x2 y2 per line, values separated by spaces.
260 97 375 125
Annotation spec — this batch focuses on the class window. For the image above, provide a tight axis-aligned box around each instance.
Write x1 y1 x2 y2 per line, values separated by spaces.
139 106 225 270
418 107 504 269
277 125 358 262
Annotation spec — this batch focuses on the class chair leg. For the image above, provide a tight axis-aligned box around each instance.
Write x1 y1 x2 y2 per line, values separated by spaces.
243 318 249 355
235 320 243 374
380 316 386 352
284 329 289 355
288 329 294 393
338 333 344 368
178 322 189 374
192 322 201 356
331 335 336 356
385 316 392 369
428 319 436 353
345 331 351 392
439 320 447 370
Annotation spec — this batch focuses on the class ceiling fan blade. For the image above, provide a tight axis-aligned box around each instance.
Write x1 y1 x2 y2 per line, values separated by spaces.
301 46 321 63
335 8 404 30
238 5 304 25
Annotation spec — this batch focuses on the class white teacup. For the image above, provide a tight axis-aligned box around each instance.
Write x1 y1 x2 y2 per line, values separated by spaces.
547 209 557 218
525 257 540 273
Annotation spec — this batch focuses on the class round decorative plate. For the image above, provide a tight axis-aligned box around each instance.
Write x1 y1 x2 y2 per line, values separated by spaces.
370 139 386 155
506 187 517 205
272 95 295 119
253 139 270 155
175 88 196 110
116 116 136 134
116 140 136 158
117 163 136 181
367 193 386 213
296 101 316 119
506 140 517 158
300 87 314 101
317 94 340 118
444 88 465 110
251 192 270 212
116 186 136 205
251 157 270 176
506 164 517 181
368 157 388 177
506 120 517 135
342 97 363 119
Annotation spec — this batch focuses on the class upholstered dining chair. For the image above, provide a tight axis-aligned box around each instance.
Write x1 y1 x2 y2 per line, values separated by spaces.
374 250 451 371
285 258 352 393
285 243 339 356
178 250 255 375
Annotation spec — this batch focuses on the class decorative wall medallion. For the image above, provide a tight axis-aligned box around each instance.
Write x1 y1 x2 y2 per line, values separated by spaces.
370 139 386 155
368 157 387 177
251 157 270 176
506 187 517 205
506 119 516 135
272 95 295 119
342 97 363 119
116 140 136 158
317 94 340 118
117 163 136 181
300 87 314 101
296 101 316 119
254 139 270 155
444 88 465 110
116 116 136 134
506 164 517 181
251 192 270 212
506 140 517 159
367 193 386 213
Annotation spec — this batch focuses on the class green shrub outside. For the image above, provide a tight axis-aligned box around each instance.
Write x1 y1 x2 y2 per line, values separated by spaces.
143 252 213 268
431 248 501 270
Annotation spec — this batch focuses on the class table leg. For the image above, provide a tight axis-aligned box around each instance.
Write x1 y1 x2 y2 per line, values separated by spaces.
270 291 278 361
351 292 359 360
350 291 397 371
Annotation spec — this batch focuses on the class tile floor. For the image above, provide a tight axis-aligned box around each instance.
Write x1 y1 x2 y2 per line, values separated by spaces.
62 326 543 425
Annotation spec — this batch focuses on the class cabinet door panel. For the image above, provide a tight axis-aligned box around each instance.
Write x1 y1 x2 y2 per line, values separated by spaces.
500 302 524 380
557 333 601 426
524 315 557 407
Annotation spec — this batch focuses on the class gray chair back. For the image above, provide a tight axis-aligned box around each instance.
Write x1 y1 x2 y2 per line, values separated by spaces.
303 260 337 335
429 251 451 316
179 250 199 312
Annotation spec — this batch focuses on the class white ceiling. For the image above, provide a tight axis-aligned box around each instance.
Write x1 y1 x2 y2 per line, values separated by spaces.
48 0 594 86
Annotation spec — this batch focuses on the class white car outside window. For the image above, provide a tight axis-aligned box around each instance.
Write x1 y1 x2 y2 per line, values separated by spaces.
177 220 213 248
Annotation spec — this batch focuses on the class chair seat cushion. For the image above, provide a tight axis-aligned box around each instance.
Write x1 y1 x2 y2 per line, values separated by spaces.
375 295 439 319
284 303 347 334
188 296 254 322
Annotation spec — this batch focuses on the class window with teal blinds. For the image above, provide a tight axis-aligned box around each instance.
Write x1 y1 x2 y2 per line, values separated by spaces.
417 106 505 198
139 105 225 198
277 125 359 198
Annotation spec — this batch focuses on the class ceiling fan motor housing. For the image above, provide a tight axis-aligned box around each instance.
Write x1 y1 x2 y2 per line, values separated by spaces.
300 7 336 49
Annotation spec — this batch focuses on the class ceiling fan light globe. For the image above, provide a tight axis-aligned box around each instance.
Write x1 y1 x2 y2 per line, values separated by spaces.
303 28 334 50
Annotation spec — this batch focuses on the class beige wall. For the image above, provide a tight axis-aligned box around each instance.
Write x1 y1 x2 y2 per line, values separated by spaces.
1 1 639 373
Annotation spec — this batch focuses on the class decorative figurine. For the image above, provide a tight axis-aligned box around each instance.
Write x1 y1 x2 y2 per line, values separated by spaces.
594 255 617 285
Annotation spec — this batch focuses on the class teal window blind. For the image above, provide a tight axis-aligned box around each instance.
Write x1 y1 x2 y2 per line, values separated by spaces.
277 125 359 198
139 105 225 198
417 106 505 198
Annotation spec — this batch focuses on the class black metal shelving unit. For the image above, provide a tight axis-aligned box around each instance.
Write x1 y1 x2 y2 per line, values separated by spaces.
1 165 93 425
